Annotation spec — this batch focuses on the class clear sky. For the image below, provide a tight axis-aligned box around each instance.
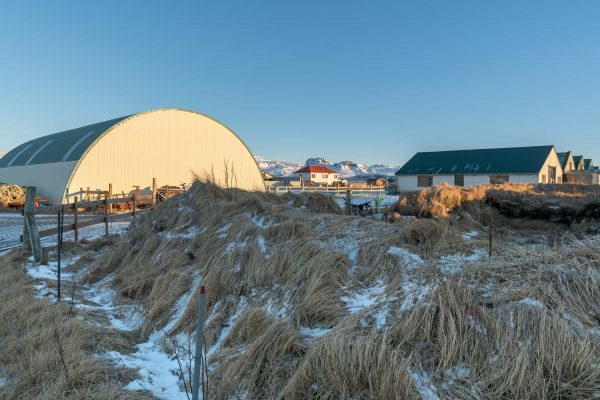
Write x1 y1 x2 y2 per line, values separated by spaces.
1 1 599 165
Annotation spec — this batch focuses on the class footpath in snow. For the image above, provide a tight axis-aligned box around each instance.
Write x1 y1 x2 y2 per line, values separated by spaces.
22 220 196 400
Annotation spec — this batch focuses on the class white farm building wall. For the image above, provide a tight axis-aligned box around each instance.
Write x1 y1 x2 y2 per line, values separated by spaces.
296 172 339 185
0 109 265 204
396 174 541 192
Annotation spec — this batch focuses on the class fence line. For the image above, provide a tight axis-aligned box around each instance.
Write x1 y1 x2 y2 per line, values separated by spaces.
268 185 387 196
21 192 154 249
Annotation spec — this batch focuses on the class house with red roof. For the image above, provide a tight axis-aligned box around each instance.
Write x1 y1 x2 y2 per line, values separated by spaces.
294 165 339 185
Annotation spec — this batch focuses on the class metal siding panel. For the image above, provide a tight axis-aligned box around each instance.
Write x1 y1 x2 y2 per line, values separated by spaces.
69 109 264 198
0 161 77 203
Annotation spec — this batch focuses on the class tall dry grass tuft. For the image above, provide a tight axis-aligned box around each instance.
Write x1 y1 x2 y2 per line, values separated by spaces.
283 325 418 399
211 314 304 399
394 218 471 257
0 252 146 400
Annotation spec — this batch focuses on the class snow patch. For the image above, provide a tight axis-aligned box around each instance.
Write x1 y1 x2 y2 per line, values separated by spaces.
300 326 331 338
519 297 545 309
216 223 232 238
400 281 432 311
411 370 440 400
341 280 387 312
108 334 188 400
257 235 267 254
207 297 248 359
160 226 199 240
388 246 423 267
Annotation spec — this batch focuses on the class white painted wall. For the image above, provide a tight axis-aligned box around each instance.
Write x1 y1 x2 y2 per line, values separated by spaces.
538 149 564 183
296 171 339 185
397 173 541 192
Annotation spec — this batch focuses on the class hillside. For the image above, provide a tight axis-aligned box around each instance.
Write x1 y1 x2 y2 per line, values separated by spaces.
255 156 399 180
1 181 600 399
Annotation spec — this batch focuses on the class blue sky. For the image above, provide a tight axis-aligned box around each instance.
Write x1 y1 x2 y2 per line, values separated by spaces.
0 1 599 165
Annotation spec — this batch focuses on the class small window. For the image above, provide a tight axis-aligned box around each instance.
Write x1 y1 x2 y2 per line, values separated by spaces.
322 174 328 178
454 175 464 187
490 175 509 184
417 175 433 187
311 174 316 178
334 174 338 179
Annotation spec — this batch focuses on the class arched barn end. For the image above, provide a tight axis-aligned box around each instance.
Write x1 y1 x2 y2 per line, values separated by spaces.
0 109 265 204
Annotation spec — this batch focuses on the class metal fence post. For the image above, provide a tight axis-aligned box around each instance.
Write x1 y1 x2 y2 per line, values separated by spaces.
192 285 206 400
57 206 64 301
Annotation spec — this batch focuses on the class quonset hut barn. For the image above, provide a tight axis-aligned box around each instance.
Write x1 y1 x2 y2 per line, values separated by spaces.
0 109 265 204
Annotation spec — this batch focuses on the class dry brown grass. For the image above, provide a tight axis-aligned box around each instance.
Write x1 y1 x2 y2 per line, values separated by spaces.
211 309 304 398
0 251 153 400
7 177 600 399
394 183 600 229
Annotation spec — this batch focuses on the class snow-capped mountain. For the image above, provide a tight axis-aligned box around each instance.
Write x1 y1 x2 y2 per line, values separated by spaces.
255 157 303 177
255 156 399 180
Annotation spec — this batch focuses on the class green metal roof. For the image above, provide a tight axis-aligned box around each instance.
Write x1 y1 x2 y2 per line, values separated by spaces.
0 116 131 168
557 151 572 170
584 159 593 170
395 145 555 175
572 155 583 168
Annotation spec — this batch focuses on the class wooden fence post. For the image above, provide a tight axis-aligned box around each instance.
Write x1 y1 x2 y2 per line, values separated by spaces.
73 196 79 242
152 178 157 206
344 189 352 215
108 183 113 213
23 187 42 261
86 187 90 201
132 195 137 223
104 195 109 237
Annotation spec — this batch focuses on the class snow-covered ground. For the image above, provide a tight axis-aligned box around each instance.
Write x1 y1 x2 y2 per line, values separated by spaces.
333 195 399 210
255 156 399 180
0 213 130 255
21 219 195 400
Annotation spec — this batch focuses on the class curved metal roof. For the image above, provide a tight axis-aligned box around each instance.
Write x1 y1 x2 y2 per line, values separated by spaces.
0 116 130 168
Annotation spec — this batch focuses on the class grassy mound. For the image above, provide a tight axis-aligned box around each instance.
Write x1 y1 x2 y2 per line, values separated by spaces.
2 179 600 399
393 183 600 226
89 180 600 398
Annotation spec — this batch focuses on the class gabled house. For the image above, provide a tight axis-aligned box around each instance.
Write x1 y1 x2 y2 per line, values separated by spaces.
557 151 576 172
294 165 339 185
584 159 594 170
395 145 563 192
572 155 585 170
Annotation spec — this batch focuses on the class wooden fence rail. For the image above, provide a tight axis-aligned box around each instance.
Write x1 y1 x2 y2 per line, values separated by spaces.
21 193 153 248
268 186 387 196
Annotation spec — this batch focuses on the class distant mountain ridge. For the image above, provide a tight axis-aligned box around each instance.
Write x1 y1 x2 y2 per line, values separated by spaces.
255 156 399 180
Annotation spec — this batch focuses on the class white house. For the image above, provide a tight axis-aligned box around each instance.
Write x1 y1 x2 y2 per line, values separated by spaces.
294 165 339 185
395 145 564 192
